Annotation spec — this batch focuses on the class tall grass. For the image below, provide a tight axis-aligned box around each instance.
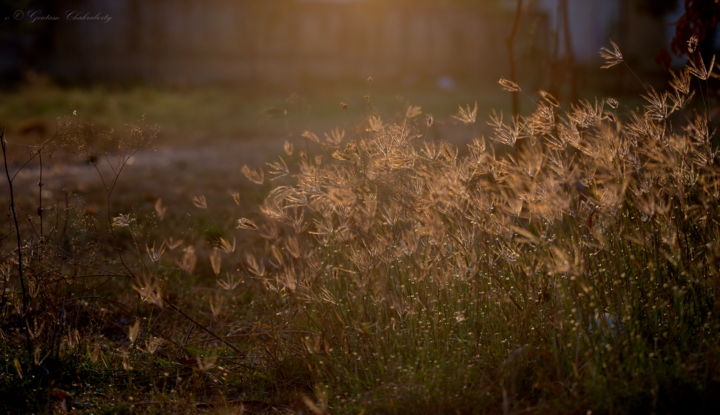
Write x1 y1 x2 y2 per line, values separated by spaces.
2 52 720 413
233 56 720 413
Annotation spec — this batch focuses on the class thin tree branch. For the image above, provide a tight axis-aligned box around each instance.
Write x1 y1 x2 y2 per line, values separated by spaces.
559 0 577 101
507 0 524 117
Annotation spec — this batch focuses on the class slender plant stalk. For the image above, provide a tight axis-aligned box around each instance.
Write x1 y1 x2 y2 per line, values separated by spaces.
166 302 246 358
38 150 43 246
1 130 33 361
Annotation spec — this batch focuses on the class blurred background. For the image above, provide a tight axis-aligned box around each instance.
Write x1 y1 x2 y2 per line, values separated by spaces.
1 0 707 87
0 0 717 203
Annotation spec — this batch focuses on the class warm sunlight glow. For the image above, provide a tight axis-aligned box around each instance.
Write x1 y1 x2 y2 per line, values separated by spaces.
1 1 719 413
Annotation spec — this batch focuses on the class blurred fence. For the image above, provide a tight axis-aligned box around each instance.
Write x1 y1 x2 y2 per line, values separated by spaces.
40 0 549 84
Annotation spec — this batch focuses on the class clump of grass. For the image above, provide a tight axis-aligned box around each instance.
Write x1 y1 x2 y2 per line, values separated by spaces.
3 49 720 414
231 54 720 413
